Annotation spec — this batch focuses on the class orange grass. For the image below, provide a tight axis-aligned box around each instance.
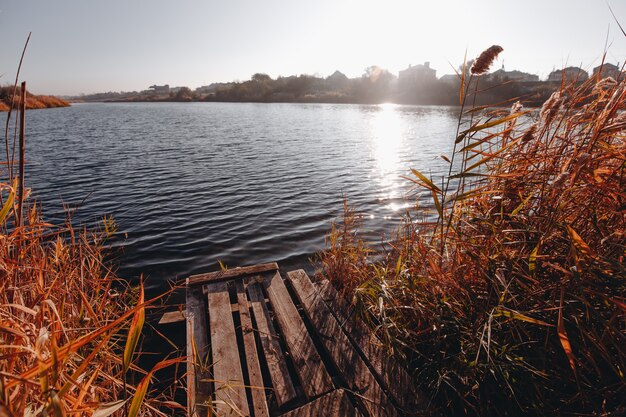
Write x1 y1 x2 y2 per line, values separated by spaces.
320 60 626 415
0 86 182 416
0 86 70 111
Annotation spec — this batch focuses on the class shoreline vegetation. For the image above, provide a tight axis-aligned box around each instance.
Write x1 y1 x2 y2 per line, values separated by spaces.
320 48 626 416
74 61 623 108
0 84 182 416
0 85 70 111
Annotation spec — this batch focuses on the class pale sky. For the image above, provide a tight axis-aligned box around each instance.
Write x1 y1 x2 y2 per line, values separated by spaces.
1 0 625 96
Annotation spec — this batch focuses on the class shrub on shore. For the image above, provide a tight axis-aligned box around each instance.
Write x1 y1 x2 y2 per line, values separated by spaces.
320 65 626 415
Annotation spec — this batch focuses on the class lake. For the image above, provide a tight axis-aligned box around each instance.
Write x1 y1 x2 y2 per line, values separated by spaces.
24 102 459 293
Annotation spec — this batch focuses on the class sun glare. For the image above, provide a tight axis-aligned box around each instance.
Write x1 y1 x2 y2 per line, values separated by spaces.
370 104 405 196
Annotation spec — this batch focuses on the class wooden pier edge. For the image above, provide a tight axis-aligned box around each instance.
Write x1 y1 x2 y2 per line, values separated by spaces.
186 262 279 286
183 262 421 416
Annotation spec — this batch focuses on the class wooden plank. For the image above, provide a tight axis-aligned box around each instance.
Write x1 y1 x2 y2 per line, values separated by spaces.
186 308 197 417
262 271 334 400
314 278 424 412
286 270 397 417
186 281 211 416
207 281 249 416
159 309 186 325
188 262 279 286
278 389 358 417
234 280 269 417
247 281 298 407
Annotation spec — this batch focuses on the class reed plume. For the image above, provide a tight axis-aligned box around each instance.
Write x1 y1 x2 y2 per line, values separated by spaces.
539 90 562 125
470 45 503 75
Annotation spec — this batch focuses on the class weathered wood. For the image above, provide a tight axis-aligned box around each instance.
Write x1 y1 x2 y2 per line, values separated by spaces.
186 281 211 416
186 308 197 417
188 262 279 286
314 278 423 412
286 270 397 417
247 282 297 407
159 309 186 325
187 263 421 416
278 389 358 417
262 271 334 400
235 280 269 417
207 281 249 416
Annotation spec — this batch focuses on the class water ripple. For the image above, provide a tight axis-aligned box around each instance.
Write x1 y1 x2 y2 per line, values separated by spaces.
25 102 458 292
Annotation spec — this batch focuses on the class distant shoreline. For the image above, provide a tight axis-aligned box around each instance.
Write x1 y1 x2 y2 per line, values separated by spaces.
72 96 545 108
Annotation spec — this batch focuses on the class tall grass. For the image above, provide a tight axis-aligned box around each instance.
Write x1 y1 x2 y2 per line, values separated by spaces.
320 51 626 416
0 83 182 414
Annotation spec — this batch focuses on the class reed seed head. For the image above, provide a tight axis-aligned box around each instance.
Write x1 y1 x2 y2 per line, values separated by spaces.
540 91 562 125
470 45 504 75
510 101 523 114
521 123 537 142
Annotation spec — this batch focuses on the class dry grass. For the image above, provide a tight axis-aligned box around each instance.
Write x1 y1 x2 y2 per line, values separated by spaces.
320 60 626 415
1 86 183 415
0 85 70 111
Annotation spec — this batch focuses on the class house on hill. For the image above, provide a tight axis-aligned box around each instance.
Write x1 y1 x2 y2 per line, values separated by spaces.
196 83 234 95
487 68 539 83
592 63 621 79
149 84 170 94
547 67 588 83
169 86 189 94
399 62 437 87
439 74 460 83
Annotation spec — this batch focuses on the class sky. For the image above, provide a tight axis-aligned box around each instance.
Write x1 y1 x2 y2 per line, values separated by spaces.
1 0 626 96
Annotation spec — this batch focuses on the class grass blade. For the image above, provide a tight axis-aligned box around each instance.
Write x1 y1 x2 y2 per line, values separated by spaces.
123 280 145 373
0 180 16 223
456 112 528 143
410 168 441 192
92 400 127 417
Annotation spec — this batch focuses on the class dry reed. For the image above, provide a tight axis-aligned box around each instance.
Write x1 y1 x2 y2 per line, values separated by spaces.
320 65 626 416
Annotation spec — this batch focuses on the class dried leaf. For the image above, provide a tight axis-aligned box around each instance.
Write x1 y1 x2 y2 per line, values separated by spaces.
511 193 534 216
558 292 577 373
92 400 127 417
566 225 595 259
495 307 551 326
128 358 183 417
529 244 539 273
410 168 441 192
432 190 443 219
456 112 528 143
0 180 16 224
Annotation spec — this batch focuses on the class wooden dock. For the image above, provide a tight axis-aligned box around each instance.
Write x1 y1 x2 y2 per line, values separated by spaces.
180 262 422 416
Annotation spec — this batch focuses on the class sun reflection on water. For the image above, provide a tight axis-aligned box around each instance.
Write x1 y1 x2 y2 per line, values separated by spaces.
370 103 406 199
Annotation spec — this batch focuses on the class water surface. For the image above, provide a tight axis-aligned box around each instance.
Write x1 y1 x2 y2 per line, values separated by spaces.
25 102 458 292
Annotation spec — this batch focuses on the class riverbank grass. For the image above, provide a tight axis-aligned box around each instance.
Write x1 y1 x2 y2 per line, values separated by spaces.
320 60 626 415
0 87 181 416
